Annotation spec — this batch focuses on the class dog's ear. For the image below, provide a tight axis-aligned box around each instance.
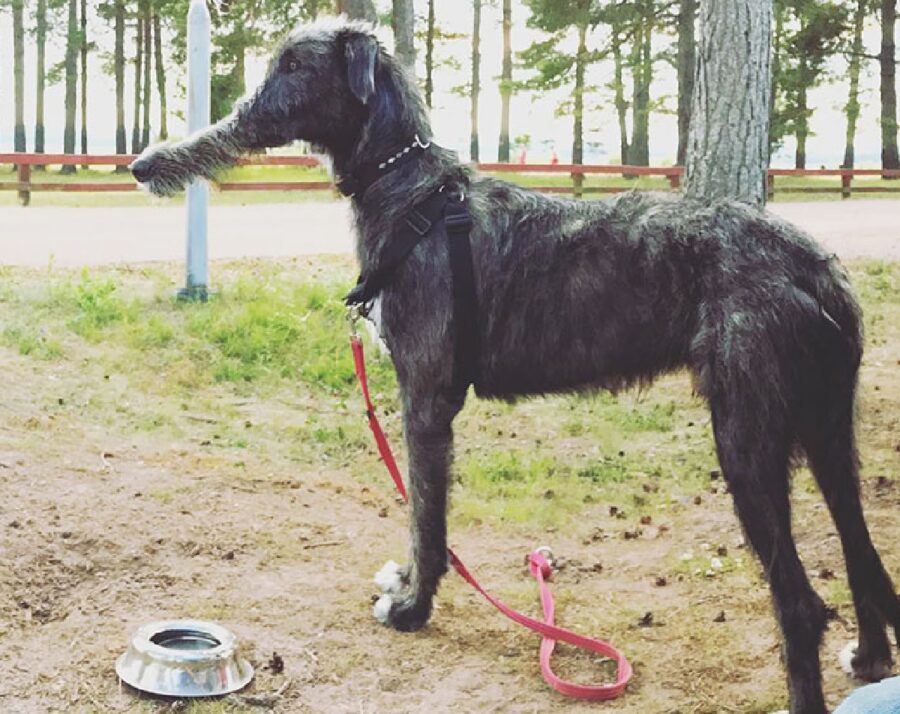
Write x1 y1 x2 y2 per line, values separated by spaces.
343 32 377 105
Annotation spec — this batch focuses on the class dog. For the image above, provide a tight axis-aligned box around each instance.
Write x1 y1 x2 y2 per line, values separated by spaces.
131 19 899 714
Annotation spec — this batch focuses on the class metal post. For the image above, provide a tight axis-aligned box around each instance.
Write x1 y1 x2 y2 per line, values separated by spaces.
179 0 211 302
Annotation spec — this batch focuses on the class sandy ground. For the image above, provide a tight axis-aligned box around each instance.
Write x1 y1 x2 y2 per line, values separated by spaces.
2 199 900 267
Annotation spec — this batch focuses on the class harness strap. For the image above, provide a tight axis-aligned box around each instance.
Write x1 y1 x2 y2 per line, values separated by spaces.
444 198 479 398
350 335 633 701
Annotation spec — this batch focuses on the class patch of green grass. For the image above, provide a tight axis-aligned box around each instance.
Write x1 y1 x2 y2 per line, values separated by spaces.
1 324 64 359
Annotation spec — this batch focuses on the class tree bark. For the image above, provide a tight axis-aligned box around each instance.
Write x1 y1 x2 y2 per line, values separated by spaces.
391 0 416 72
881 0 899 170
336 0 377 22
685 0 772 206
131 12 143 154
35 0 47 165
629 17 652 167
573 16 588 196
676 0 696 166
470 0 481 162
80 0 88 167
114 0 127 171
141 0 152 150
843 0 866 168
62 0 79 173
13 0 26 153
612 29 630 165
795 56 809 170
498 0 512 162
153 10 168 140
425 0 435 107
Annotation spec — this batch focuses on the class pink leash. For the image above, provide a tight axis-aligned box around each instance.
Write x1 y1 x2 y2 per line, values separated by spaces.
351 335 633 700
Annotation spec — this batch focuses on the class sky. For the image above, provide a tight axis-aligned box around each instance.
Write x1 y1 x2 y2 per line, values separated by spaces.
0 0 892 167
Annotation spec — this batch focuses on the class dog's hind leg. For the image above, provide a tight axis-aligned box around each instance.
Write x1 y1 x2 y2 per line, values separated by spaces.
800 359 899 681
374 391 461 632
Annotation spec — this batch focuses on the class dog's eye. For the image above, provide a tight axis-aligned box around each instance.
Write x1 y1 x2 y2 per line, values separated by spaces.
289 60 298 72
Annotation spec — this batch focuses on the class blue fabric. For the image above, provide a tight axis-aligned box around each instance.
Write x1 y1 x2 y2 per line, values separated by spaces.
834 677 900 714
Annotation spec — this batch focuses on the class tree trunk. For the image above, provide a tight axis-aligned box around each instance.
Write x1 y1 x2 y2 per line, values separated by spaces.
629 19 652 167
153 11 168 141
685 0 772 206
843 0 866 168
80 0 88 167
141 0 152 150
35 0 47 166
470 0 481 162
676 0 696 166
498 0 512 162
425 0 435 107
795 57 808 170
62 0 78 174
392 0 415 72
13 0 26 153
573 18 588 196
881 0 899 171
612 29 630 164
114 0 127 171
131 13 143 154
336 0 377 22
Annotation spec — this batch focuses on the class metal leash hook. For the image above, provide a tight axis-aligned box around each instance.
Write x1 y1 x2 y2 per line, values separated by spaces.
347 304 363 338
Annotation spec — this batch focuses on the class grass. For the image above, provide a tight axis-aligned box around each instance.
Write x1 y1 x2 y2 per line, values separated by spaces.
4 163 900 207
0 259 897 534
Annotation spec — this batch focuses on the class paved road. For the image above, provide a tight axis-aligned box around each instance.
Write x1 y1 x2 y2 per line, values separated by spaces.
1 199 898 267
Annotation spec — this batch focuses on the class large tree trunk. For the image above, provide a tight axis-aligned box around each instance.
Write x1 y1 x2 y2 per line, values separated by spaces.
470 0 481 162
35 0 47 166
336 0 377 22
131 12 143 154
392 0 416 72
62 0 78 174
685 0 772 206
612 29 630 164
141 0 152 150
676 0 696 166
795 57 809 170
881 0 899 171
80 0 88 167
13 0 26 154
153 10 168 141
425 0 435 107
498 0 512 162
843 0 866 168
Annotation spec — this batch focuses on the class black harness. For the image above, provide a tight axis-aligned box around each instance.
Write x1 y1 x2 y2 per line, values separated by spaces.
341 142 479 400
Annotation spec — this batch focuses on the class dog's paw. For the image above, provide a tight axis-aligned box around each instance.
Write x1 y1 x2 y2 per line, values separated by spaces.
371 593 431 632
374 560 408 595
841 640 895 682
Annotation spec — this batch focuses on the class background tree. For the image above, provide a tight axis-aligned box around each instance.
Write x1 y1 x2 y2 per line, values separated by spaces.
470 0 482 161
498 0 512 161
425 0 435 106
153 7 168 140
131 8 143 153
34 0 49 164
842 0 872 168
12 0 26 153
337 0 377 22
80 0 89 164
141 0 151 148
685 0 773 206
770 0 847 168
62 0 78 172
521 0 597 186
676 0 696 165
391 0 415 71
881 0 899 170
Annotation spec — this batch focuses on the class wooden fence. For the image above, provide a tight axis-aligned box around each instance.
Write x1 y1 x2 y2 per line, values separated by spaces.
3 152 900 206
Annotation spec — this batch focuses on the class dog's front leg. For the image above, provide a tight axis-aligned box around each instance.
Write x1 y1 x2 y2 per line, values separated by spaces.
374 393 460 632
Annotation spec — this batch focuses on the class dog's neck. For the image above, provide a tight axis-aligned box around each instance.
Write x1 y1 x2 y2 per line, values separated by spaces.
334 135 431 199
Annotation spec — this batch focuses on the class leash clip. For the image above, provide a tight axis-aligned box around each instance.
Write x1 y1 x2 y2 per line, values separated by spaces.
347 304 363 337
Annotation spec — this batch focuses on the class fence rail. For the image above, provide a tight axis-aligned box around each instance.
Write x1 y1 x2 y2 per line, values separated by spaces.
3 152 900 206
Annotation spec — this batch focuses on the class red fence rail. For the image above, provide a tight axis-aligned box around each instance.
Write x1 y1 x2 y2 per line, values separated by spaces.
3 152 900 206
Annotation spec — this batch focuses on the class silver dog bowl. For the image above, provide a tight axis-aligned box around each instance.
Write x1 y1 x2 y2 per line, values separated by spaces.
116 619 254 697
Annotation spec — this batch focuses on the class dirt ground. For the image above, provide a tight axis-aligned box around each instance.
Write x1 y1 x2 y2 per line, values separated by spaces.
0 253 897 714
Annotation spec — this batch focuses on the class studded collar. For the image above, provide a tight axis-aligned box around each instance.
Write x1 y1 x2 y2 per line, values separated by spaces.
336 135 432 198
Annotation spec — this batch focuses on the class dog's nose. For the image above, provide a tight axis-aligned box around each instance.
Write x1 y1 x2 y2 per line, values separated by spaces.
130 158 153 183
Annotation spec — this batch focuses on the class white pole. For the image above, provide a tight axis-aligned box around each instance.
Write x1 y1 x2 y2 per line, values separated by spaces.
182 0 211 300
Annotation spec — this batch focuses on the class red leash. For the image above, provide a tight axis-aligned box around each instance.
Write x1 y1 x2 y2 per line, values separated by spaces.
351 334 633 700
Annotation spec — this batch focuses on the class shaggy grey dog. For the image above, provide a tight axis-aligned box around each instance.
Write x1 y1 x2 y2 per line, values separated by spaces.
131 19 899 714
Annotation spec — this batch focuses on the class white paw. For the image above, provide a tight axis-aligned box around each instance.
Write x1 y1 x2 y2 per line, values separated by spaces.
374 560 405 595
373 594 393 624
839 640 858 675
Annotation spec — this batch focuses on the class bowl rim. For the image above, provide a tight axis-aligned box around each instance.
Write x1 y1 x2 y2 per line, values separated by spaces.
129 619 238 664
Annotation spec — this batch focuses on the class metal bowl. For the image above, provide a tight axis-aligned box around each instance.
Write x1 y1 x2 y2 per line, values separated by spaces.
116 619 254 697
